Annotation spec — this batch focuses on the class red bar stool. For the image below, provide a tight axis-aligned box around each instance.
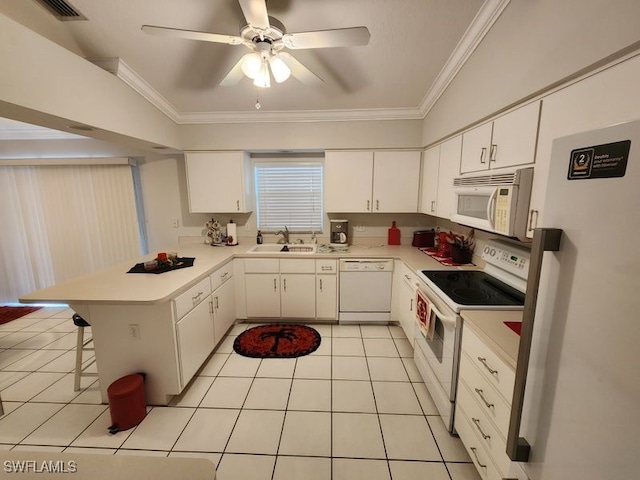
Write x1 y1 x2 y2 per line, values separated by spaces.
72 313 98 391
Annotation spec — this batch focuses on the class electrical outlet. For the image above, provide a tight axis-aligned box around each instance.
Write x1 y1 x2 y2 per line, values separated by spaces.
129 324 140 340
172 218 179 228
355 224 366 232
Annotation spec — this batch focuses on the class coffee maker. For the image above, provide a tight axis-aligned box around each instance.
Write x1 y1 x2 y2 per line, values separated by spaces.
330 219 349 245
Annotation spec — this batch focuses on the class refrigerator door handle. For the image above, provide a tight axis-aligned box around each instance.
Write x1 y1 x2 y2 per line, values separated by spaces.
507 227 562 462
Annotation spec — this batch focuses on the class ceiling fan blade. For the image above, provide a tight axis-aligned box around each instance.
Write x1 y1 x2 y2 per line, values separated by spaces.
141 25 244 45
278 52 323 86
237 0 270 30
220 58 246 86
283 26 370 49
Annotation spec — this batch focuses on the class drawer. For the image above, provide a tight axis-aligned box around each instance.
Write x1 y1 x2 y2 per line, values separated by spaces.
210 261 233 291
455 404 504 480
459 352 512 437
457 379 511 476
462 326 515 403
316 259 338 274
174 277 212 320
280 259 315 273
244 258 280 273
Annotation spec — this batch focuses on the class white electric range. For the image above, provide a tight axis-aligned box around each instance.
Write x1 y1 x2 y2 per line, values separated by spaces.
413 239 530 432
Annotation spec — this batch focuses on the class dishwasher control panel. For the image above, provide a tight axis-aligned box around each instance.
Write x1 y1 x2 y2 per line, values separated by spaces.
339 259 394 272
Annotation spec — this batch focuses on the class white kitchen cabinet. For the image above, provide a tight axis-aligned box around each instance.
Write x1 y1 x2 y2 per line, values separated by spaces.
436 135 463 219
316 274 337 320
526 54 640 238
324 150 421 213
185 151 253 213
390 260 416 345
211 264 236 341
281 274 316 318
175 295 215 386
460 101 540 174
419 145 440 215
245 274 280 318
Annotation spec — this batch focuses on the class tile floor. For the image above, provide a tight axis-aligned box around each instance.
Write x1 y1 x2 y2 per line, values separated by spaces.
0 307 480 480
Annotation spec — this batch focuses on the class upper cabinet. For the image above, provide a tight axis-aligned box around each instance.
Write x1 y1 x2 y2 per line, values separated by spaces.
460 101 541 174
325 150 421 213
420 136 462 219
185 151 253 213
419 145 440 215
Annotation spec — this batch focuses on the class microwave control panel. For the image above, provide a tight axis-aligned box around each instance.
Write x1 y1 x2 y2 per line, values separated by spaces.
482 240 530 279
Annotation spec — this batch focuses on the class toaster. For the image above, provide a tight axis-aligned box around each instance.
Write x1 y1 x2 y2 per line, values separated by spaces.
412 230 435 248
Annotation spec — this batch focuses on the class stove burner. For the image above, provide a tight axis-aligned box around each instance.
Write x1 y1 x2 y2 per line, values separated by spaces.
451 287 491 302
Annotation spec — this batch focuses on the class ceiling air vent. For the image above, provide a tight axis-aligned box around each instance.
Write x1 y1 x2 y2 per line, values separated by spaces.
34 0 87 21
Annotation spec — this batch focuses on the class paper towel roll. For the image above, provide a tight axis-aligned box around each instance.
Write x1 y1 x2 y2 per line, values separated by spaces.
226 222 238 245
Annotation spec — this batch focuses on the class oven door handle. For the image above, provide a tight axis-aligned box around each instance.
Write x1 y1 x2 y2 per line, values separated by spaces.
421 295 456 327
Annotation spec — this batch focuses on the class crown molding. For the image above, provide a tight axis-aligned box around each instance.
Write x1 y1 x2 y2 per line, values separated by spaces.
418 0 510 117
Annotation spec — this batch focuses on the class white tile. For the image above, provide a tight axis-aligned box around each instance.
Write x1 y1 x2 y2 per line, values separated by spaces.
273 456 331 480
447 462 482 480
214 336 236 354
367 357 409 382
218 354 261 377
379 414 441 461
121 407 195 451
332 380 376 413
40 332 79 350
71 409 134 449
389 460 451 480
243 378 291 410
332 356 370 381
116 449 169 457
332 413 386 459
363 338 399 357
36 351 77 373
200 377 252 409
332 337 365 356
287 379 331 412
64 447 116 455
225 409 285 455
6 349 67 372
198 353 230 376
0 401 23 417
0 319 42 332
332 458 390 480
255 358 296 378
278 411 331 456
0 371 29 390
427 415 471 462
360 325 392 338
22 404 106 446
331 325 361 338
372 382 422 414
309 324 332 337
12 332 69 349
216 453 275 480
0 348 36 369
168 451 221 468
393 338 414 357
47 322 79 333
402 358 423 382
229 323 249 335
412 382 439 415
0 403 64 444
173 408 240 452
169 376 215 407
21 318 69 332
388 325 407 339
70 382 103 405
309 336 331 356
1 372 66 401
293 355 331 379
11 445 65 453
31 373 96 403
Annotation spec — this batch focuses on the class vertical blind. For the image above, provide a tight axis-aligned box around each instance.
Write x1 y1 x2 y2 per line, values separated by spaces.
254 162 323 232
0 164 142 303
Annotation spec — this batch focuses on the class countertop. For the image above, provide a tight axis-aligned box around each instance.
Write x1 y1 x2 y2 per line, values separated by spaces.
19 243 459 306
460 309 523 371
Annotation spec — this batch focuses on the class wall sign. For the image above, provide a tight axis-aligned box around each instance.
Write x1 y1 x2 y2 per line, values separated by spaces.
568 140 630 180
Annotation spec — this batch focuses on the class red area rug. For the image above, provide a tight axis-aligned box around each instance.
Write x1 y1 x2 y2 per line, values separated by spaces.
234 324 321 358
0 306 42 325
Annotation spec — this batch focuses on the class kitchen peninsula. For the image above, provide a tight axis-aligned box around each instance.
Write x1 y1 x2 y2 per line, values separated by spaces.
20 243 446 405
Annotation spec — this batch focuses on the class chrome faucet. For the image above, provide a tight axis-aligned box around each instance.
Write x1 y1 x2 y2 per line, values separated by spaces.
276 226 290 244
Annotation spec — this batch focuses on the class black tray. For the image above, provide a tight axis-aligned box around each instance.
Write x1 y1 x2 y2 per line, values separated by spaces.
127 257 195 274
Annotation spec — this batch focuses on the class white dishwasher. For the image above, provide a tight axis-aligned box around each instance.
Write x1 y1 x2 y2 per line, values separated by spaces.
339 258 394 324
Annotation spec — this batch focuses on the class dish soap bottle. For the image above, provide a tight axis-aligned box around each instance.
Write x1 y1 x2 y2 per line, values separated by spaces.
388 221 401 245
256 230 263 244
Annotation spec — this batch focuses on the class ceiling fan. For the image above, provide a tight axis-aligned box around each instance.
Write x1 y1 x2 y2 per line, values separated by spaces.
141 0 370 88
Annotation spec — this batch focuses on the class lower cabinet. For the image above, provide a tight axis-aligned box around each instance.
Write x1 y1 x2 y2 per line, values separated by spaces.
213 273 236 341
175 295 215 386
281 274 316 318
391 260 417 345
316 274 337 320
245 274 281 318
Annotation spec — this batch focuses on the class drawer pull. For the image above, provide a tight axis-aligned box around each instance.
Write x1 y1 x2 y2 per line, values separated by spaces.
192 291 204 302
470 447 487 469
472 417 491 440
220 272 229 280
474 388 494 408
477 356 498 375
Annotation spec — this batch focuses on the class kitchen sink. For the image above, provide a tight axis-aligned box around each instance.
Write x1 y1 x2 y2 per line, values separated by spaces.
247 244 316 254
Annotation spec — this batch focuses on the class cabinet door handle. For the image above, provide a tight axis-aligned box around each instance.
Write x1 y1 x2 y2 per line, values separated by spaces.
474 388 494 408
469 447 487 469
479 147 487 164
215 296 219 309
477 356 498 375
209 299 214 315
472 417 491 440
283 278 287 292
367 199 370 211
489 144 497 162
410 298 414 311
319 278 323 292
236 200 240 211
376 199 380 211
273 278 277 291
431 200 436 213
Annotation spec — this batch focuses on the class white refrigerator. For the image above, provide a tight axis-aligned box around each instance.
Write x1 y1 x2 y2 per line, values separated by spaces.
507 119 640 479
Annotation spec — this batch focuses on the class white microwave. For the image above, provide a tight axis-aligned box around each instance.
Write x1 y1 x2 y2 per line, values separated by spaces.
451 167 533 241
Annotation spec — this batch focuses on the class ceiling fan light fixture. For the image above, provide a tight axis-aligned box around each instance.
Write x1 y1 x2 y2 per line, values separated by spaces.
253 59 271 88
240 52 262 79
269 55 291 83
